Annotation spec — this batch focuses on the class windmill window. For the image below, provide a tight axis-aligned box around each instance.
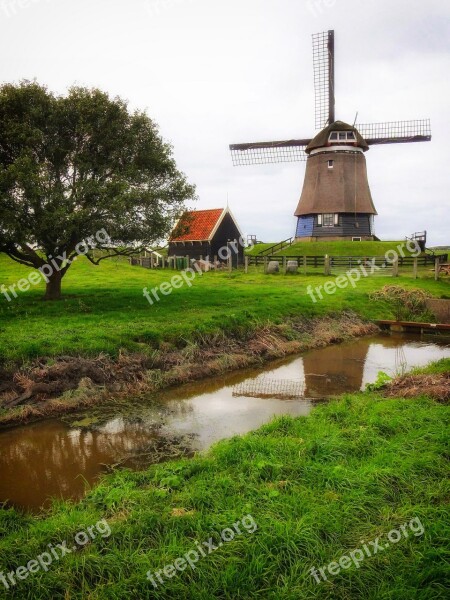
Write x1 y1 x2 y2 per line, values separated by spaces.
322 213 334 227
328 160 334 169
329 131 356 143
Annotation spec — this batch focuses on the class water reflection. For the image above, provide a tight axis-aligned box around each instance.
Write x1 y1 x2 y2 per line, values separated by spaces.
0 334 448 512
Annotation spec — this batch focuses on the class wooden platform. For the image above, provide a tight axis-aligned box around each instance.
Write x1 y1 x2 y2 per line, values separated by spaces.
376 320 450 334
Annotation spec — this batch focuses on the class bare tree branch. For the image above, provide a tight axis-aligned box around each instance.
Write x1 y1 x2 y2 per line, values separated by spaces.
84 247 143 266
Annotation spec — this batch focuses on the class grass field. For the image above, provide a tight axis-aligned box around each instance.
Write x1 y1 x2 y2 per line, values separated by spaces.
0 359 448 599
248 240 431 257
0 255 448 364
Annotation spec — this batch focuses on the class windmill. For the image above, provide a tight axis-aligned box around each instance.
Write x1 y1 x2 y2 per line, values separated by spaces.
229 31 432 242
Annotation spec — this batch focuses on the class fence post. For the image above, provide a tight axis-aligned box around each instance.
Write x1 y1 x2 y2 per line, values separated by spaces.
228 254 232 273
413 257 418 279
435 258 440 281
392 257 399 277
244 256 249 274
303 255 307 275
264 257 268 274
283 256 287 274
324 255 331 276
185 255 189 270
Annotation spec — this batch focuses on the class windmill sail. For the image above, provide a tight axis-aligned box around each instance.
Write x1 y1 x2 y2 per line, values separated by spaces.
356 120 431 145
229 139 310 166
313 30 335 130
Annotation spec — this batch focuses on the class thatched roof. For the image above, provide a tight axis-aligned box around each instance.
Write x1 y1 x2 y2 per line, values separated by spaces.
294 151 377 216
306 121 369 154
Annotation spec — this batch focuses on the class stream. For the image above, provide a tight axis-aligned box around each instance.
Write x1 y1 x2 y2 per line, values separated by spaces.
0 333 448 512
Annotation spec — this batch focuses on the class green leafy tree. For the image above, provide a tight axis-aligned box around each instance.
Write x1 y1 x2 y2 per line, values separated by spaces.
0 81 195 299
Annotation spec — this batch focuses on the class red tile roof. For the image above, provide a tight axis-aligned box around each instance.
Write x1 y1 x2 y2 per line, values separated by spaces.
170 209 224 242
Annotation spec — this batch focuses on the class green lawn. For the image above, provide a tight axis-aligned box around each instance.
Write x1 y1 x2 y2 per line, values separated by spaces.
0 255 448 364
0 360 448 599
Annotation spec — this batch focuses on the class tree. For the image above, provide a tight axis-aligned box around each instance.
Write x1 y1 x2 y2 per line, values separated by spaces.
0 82 196 299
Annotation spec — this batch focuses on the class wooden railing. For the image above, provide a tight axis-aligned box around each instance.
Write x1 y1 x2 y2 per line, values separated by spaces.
258 237 293 256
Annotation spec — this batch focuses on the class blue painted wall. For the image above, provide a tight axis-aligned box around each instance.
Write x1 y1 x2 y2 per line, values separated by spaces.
296 216 314 238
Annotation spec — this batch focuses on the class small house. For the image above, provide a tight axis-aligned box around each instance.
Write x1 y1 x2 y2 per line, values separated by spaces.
168 208 244 265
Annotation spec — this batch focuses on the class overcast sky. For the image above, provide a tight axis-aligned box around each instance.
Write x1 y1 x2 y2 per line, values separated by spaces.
1 0 449 245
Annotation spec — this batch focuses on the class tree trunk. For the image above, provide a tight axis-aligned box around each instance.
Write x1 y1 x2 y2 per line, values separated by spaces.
44 271 63 300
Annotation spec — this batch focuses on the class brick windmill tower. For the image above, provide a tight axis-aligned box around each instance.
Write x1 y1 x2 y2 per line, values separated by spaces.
230 31 431 242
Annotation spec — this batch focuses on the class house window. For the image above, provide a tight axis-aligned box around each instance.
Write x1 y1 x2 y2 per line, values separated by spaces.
352 237 362 241
323 213 334 227
317 214 322 226
334 213 339 226
328 160 334 169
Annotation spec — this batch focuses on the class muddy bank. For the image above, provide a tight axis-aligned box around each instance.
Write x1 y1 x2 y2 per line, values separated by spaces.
0 312 378 428
383 372 449 402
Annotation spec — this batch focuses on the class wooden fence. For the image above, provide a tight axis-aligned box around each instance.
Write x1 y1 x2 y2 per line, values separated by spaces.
246 254 448 280
130 253 448 280
248 254 445 268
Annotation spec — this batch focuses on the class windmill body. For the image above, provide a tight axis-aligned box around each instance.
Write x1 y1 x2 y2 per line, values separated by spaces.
295 120 376 241
230 31 431 242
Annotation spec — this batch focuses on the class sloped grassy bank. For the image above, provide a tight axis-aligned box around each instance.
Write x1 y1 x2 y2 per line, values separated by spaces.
0 359 448 599
0 312 377 428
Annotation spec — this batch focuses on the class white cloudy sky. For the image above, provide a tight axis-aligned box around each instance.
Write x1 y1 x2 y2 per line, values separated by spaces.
1 0 449 245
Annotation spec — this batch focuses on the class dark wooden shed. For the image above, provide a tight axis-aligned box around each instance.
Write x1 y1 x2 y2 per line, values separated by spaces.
168 208 244 265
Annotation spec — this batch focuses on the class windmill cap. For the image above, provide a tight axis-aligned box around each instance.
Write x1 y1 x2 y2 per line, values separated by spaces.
306 121 369 153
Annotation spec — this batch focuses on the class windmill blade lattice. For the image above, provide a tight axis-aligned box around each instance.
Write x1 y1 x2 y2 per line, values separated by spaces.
357 120 431 145
230 140 310 166
313 30 335 130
